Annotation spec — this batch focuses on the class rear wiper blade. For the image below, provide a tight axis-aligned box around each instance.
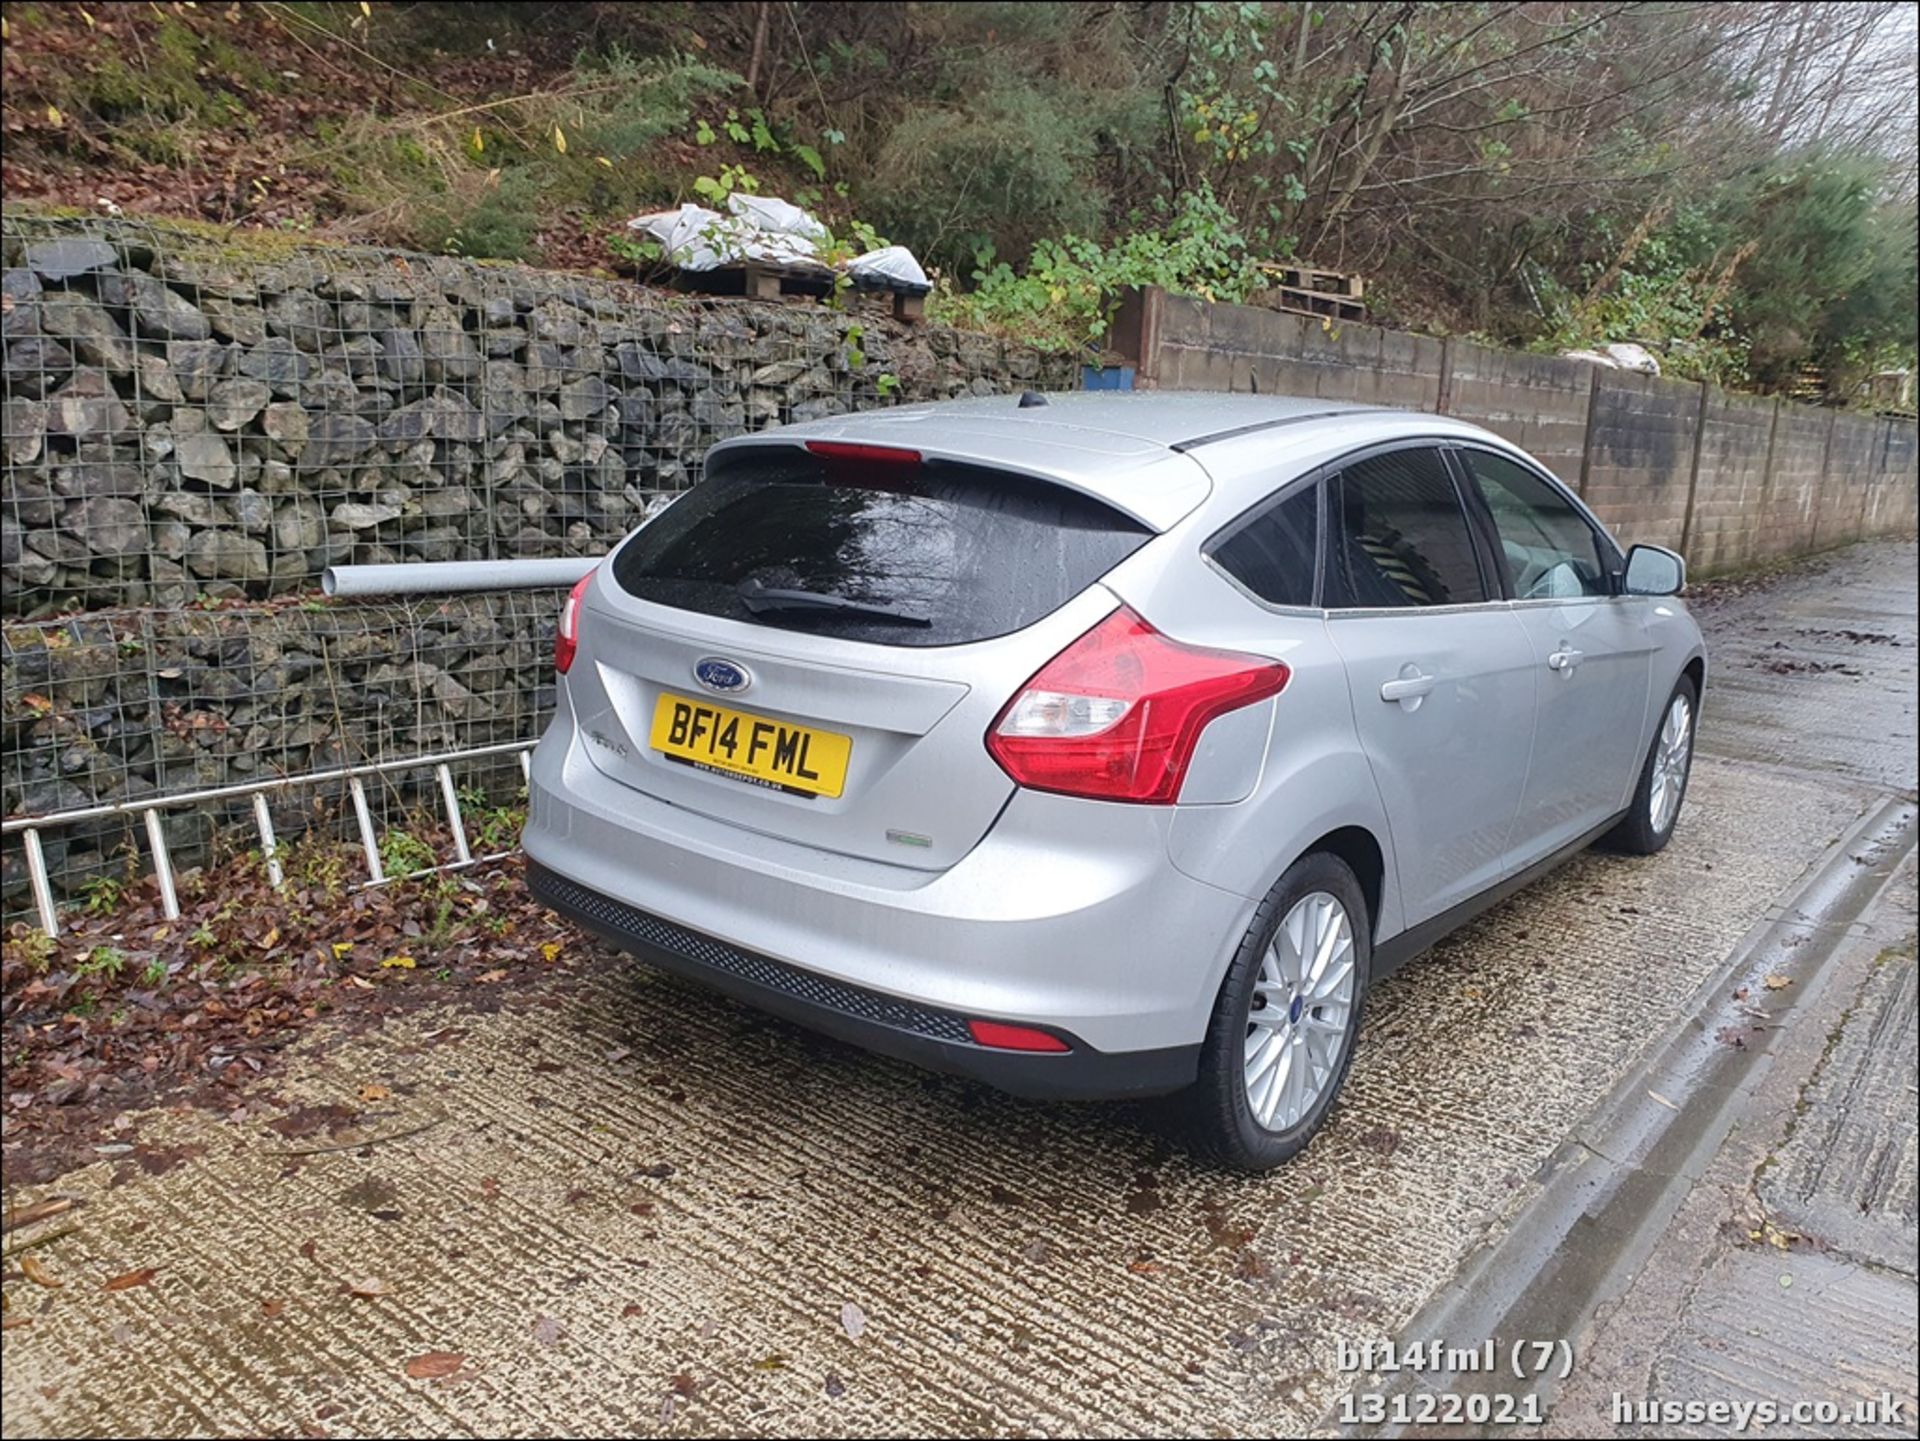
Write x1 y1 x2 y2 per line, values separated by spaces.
736 578 931 626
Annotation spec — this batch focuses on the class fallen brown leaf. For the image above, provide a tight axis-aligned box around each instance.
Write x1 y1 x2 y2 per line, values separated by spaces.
1763 973 1793 991
358 1084 391 1104
102 1267 159 1291
21 1254 63 1289
1 1316 30 1331
404 1351 465 1380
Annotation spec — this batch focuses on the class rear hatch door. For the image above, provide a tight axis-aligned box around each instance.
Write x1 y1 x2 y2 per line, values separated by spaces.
565 443 1166 870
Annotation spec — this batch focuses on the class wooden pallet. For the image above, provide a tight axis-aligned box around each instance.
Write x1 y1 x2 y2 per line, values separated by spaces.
664 259 927 321
1259 260 1365 300
1254 284 1367 323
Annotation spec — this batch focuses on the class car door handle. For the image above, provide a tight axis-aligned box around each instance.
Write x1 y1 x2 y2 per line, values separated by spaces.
1547 647 1584 671
1380 672 1437 702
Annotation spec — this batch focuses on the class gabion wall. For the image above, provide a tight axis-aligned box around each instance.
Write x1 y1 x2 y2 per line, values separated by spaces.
1 212 1078 914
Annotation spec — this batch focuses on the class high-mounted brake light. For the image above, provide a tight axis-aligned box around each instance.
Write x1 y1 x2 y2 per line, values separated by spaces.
986 606 1290 804
803 440 923 467
554 569 594 675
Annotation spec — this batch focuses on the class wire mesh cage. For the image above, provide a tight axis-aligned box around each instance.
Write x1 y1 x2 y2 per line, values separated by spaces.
2 211 1078 923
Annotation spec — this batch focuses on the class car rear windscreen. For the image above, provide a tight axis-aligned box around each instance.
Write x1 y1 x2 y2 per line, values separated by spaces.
610 449 1151 647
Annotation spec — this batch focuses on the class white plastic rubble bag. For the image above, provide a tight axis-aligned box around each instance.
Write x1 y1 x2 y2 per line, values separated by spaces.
727 193 830 248
845 245 930 292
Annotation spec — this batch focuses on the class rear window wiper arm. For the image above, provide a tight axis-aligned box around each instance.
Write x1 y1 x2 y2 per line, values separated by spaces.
736 578 931 626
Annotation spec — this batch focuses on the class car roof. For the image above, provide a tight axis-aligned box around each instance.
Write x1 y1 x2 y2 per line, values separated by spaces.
705 392 1476 532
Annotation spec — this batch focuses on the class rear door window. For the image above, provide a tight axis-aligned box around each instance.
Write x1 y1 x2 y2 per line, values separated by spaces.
610 449 1151 646
1325 447 1490 609
1208 484 1320 607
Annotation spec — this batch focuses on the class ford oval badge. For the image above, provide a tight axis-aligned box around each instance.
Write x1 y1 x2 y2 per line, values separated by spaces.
694 657 751 695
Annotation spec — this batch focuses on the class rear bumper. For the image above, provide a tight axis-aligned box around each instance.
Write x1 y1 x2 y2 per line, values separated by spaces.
528 861 1199 1100
522 697 1251 1079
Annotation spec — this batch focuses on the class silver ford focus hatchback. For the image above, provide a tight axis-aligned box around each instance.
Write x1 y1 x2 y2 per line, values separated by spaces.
524 393 1705 1169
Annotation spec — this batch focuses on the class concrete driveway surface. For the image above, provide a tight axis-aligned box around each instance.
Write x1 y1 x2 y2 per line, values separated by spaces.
1 541 1913 1438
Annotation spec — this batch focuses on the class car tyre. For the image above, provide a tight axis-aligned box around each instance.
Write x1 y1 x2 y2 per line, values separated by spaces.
1187 851 1370 1172
1600 675 1698 856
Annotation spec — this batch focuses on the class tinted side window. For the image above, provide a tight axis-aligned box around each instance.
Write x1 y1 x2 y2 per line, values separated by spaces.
610 454 1151 647
1459 449 1610 600
1326 448 1488 609
1210 484 1319 607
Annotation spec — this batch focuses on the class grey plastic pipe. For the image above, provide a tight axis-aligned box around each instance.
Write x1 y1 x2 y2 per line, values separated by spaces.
321 558 599 598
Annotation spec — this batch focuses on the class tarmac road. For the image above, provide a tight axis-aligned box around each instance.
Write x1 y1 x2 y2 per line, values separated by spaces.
1 540 1913 1438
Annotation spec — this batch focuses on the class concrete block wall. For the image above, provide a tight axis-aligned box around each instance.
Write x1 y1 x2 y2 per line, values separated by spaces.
1120 286 1917 576
1443 338 1592 485
1578 369 1702 553
1686 390 1777 575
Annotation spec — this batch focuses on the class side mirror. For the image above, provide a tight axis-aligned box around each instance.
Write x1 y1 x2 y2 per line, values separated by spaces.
1622 544 1685 596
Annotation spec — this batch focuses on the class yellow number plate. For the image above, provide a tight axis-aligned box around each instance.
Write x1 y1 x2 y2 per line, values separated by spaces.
648 693 851 799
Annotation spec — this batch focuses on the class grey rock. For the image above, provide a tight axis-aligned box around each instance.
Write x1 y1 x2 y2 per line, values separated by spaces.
154 256 258 302
522 341 567 392
46 369 135 439
63 496 147 558
206 377 271 431
263 290 335 352
200 296 269 346
98 270 213 341
261 402 309 454
3 398 48 464
52 460 141 499
2 268 43 308
166 339 230 399
616 343 708 385
27 238 118 282
176 431 238 488
379 386 487 446
558 374 611 421
751 357 812 387
419 306 480 383
237 337 315 395
378 328 425 385
185 529 271 582
299 413 376 472
5 335 77 395
298 367 360 415
39 293 136 373
136 352 185 407
232 489 273 534
153 519 192 560
154 491 223 528
272 497 327 552
330 502 403 530
406 525 465 562
692 391 745 432
529 299 588 348
790 397 850 422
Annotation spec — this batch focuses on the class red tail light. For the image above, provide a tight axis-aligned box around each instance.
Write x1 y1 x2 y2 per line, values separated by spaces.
986 606 1289 804
555 569 593 675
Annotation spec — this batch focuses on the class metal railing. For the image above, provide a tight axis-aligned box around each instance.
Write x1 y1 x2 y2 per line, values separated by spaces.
4 560 583 935
3 741 536 936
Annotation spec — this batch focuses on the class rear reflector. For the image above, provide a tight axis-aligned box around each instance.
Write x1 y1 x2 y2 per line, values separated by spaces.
555 569 593 675
804 440 923 467
986 605 1289 804
967 1019 1072 1053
